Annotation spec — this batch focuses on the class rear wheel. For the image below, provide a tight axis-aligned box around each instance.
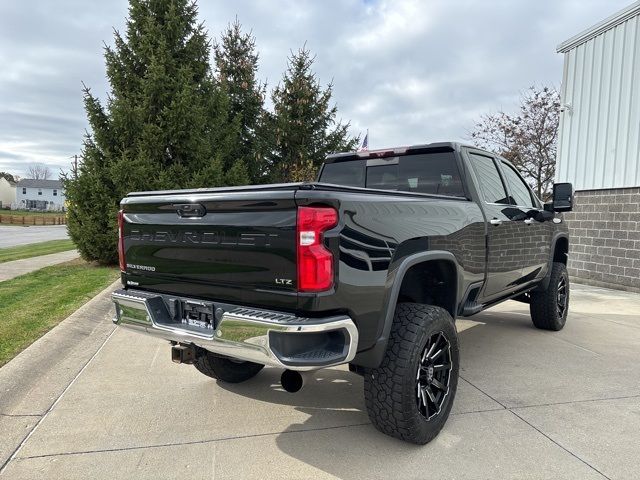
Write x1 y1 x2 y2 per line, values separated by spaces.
530 262 569 331
194 350 264 383
364 303 459 444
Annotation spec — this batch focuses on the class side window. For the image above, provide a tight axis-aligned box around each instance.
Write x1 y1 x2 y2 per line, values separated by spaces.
468 153 509 204
501 162 535 208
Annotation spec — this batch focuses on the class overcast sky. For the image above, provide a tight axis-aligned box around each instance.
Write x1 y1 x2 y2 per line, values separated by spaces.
0 0 631 178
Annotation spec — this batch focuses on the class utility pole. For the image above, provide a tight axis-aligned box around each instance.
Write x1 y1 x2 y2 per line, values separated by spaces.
69 154 79 179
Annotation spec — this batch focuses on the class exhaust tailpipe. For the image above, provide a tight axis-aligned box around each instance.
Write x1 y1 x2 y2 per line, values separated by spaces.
280 369 305 393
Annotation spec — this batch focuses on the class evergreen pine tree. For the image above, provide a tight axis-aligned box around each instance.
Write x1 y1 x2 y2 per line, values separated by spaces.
214 19 268 184
269 46 358 182
63 0 243 264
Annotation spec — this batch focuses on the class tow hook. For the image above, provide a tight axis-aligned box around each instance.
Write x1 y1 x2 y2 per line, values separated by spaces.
171 344 196 364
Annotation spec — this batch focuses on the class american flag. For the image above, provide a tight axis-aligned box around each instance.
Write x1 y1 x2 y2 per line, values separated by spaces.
358 130 369 151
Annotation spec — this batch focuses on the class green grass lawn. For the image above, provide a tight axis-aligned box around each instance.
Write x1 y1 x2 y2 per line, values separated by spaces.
0 210 65 217
0 239 76 263
0 259 120 366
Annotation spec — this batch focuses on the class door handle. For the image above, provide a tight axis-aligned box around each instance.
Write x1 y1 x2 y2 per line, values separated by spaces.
489 218 502 226
524 218 534 224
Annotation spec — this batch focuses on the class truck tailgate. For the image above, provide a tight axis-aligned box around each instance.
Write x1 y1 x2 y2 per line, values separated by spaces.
120 188 298 308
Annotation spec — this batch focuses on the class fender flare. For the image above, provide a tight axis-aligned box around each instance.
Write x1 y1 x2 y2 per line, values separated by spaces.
352 250 462 368
535 233 569 292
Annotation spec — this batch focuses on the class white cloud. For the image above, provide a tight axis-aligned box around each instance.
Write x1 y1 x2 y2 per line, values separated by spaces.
0 0 632 177
347 0 437 52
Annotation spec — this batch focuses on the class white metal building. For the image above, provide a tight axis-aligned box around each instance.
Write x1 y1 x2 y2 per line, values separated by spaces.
556 1 640 292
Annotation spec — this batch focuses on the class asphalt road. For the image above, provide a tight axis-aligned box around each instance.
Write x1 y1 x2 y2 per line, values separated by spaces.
0 225 69 248
1 283 639 479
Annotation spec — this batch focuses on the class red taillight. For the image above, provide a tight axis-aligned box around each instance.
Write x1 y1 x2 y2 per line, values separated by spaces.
297 206 338 292
118 210 126 272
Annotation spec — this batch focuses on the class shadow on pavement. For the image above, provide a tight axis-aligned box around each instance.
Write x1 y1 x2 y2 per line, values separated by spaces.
218 366 367 423
215 304 640 479
216 325 487 480
219 366 420 480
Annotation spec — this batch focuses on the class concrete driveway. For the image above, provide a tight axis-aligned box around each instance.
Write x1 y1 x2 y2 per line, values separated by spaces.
0 225 69 248
1 283 639 479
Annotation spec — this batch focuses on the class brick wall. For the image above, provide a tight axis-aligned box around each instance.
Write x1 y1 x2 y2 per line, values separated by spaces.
565 187 640 292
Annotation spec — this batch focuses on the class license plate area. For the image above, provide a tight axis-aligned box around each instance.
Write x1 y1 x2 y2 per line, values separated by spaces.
180 300 215 330
160 297 217 334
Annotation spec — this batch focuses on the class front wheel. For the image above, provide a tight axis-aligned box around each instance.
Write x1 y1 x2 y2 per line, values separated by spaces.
530 262 570 331
364 303 459 444
194 350 264 383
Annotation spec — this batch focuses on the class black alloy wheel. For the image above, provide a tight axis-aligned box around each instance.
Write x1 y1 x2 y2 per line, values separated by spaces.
416 331 452 420
556 275 568 319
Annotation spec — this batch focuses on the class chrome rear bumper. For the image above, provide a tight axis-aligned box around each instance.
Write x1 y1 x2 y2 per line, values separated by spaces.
111 289 358 371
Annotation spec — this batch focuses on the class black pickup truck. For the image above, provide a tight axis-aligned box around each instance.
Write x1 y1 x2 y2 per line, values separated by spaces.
112 142 573 444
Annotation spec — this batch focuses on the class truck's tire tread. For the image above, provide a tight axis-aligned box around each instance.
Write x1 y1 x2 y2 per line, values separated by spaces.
530 262 569 331
194 350 264 383
364 303 459 444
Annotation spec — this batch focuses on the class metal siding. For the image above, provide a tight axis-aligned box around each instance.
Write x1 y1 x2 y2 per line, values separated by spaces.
625 15 640 183
582 38 597 190
556 12 640 190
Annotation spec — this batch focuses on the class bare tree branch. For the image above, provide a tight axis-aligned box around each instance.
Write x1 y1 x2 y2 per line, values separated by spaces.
26 163 53 180
469 86 560 200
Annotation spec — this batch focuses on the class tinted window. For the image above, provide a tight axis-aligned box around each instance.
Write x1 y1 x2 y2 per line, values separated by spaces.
320 152 465 197
501 162 535 207
319 160 365 187
366 164 398 190
469 153 509 204
364 154 465 197
397 153 465 196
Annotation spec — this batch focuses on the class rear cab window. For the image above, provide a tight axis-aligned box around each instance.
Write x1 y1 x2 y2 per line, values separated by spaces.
319 152 466 198
317 160 365 187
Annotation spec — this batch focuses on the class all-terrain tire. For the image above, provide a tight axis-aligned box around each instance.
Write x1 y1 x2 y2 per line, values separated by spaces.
194 350 264 383
530 262 570 331
364 303 459 444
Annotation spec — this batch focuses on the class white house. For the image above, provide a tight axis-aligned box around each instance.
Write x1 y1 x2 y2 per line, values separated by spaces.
556 1 640 292
0 177 16 208
15 179 66 211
